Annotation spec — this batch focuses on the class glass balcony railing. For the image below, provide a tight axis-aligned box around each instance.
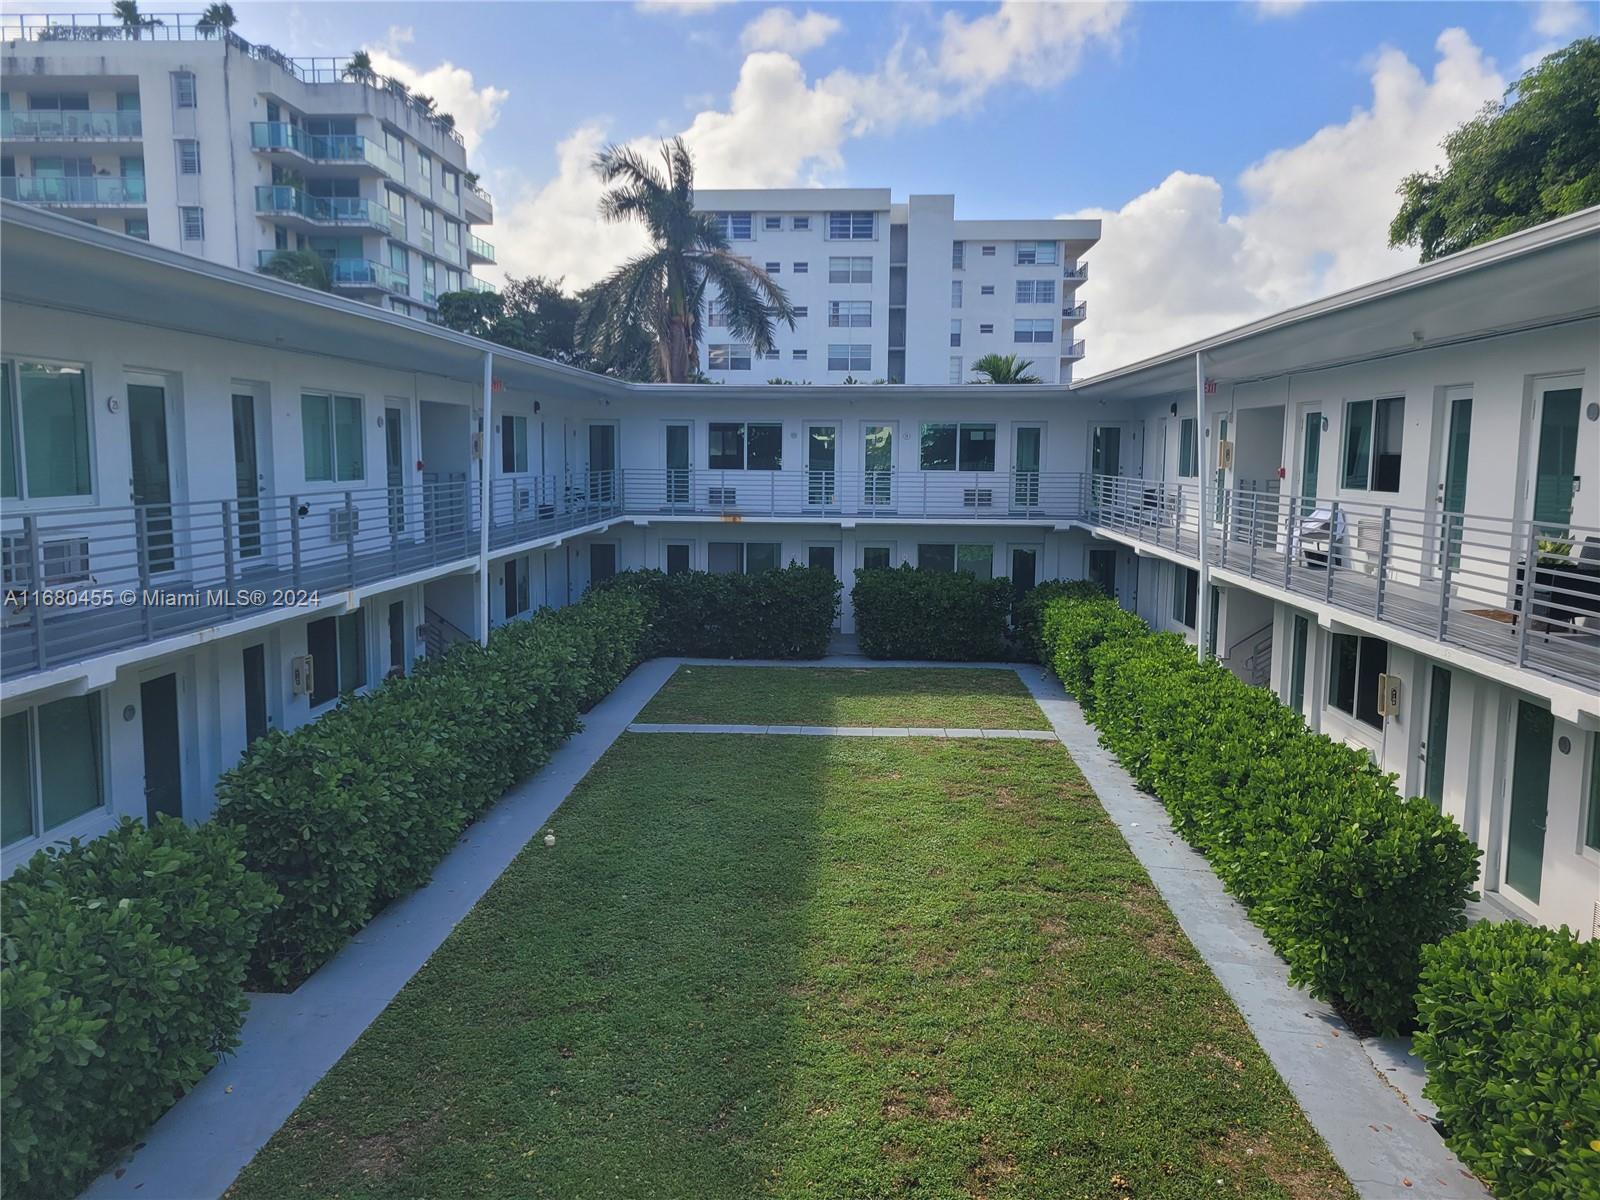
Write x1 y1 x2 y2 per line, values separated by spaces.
462 275 495 294
1 175 147 204
2 109 143 139
468 234 496 263
248 123 402 177
255 250 409 294
253 186 394 233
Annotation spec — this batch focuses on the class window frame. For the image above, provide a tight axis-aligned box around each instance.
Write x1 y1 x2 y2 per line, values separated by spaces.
707 421 783 470
827 299 871 328
1327 632 1388 729
1 357 96 503
177 138 201 175
919 422 996 472
173 71 197 108
307 610 367 707
826 210 875 240
1 693 107 848
1015 279 1056 304
1015 240 1058 265
179 206 204 241
827 255 872 284
1172 565 1198 629
707 344 753 372
711 211 753 241
916 542 993 578
1012 318 1054 344
301 391 366 483
1177 417 1198 479
1341 397 1404 492
826 344 871 373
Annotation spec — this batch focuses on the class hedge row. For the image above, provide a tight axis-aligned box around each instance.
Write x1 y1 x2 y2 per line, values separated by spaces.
215 587 649 988
1415 923 1600 1200
1 818 279 1200
596 565 840 659
1038 590 1481 1033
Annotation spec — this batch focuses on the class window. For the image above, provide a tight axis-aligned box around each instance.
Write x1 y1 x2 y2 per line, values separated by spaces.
793 306 808 318
173 71 197 108
826 344 871 372
706 298 730 327
301 393 364 482
422 260 436 303
919 423 996 471
1015 279 1056 304
793 261 808 274
442 168 459 197
981 245 996 257
180 206 204 241
952 241 965 269
980 285 995 296
1 694 104 847
1012 319 1054 344
949 320 961 348
124 217 149 240
707 344 752 372
765 261 781 273
948 356 963 384
445 219 460 246
828 300 871 328
177 139 201 174
862 545 892 570
1328 633 1388 729
951 279 963 308
828 256 872 283
764 215 782 230
590 543 617 584
307 611 366 706
1172 565 1198 629
918 543 992 578
1015 241 1058 265
708 542 782 574
2 360 92 500
419 152 432 185
710 211 753 240
978 323 993 334
1586 733 1600 853
761 348 779 361
1178 418 1198 478
503 555 531 618
792 349 808 360
500 414 528 473
665 543 691 575
792 216 810 231
1342 397 1404 492
827 211 875 239
708 422 782 470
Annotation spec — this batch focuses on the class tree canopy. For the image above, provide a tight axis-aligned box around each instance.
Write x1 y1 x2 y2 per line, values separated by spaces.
1389 37 1600 261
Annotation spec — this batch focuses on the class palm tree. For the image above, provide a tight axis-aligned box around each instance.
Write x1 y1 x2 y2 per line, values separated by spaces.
969 353 1042 384
343 50 376 83
258 250 333 292
581 138 794 383
197 2 236 34
112 1 163 36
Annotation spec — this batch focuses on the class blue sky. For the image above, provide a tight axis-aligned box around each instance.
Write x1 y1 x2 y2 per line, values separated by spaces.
68 1 1600 367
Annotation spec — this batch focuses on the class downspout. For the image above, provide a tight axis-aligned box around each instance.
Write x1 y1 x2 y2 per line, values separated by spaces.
478 350 493 645
1195 351 1210 663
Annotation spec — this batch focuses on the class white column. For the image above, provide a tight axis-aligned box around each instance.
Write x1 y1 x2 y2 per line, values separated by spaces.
478 351 494 646
1195 351 1209 663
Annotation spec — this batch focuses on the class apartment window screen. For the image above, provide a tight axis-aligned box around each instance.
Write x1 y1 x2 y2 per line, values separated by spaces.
1015 279 1056 304
828 300 871 328
764 261 781 273
827 211 875 239
827 344 871 372
828 256 872 283
1012 319 1054 344
1015 241 1058 265
948 357 963 384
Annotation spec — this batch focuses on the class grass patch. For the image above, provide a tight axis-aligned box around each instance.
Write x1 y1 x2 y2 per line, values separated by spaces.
637 666 1050 729
229 732 1349 1200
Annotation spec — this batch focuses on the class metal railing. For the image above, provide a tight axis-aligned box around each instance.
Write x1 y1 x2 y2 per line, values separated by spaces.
468 234 496 263
1062 301 1087 320
1063 339 1087 358
1 175 146 205
2 109 143 139
248 123 401 177
255 251 409 293
1063 262 1088 283
253 186 394 233
488 471 625 549
461 275 495 294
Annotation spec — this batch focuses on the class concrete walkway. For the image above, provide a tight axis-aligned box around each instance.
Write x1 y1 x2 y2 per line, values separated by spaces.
80 653 1483 1200
628 722 1058 739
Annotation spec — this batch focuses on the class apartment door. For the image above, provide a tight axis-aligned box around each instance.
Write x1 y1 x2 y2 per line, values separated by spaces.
385 404 407 538
231 393 264 560
1009 545 1038 601
1087 546 1117 599
1437 391 1472 573
1526 379 1583 531
128 381 175 575
664 421 691 507
806 543 842 627
1298 408 1322 503
1013 424 1042 510
863 422 894 510
140 672 183 823
587 422 617 504
1288 614 1310 717
242 643 269 745
1504 699 1553 905
1421 666 1452 808
805 423 837 508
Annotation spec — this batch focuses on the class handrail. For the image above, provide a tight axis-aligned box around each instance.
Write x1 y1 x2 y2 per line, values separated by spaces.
1 175 147 204
2 110 142 138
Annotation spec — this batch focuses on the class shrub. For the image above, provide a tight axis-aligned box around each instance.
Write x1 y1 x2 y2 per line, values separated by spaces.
1415 923 1600 1200
1 818 278 1200
853 566 1013 660
1010 578 1104 661
216 587 648 988
1039 593 1480 1033
596 565 839 659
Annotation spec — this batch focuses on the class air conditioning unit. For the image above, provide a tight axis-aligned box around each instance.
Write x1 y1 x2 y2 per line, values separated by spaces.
1 533 91 588
329 507 361 543
709 486 737 506
515 486 534 513
962 488 993 509
290 654 315 696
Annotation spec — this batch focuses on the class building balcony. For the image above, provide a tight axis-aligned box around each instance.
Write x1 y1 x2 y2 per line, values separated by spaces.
253 186 395 235
255 251 409 295
1063 262 1088 284
249 123 401 179
463 179 493 224
1062 301 1087 323
462 275 495 294
1 174 146 208
1062 339 1086 359
1 109 142 143
468 234 496 264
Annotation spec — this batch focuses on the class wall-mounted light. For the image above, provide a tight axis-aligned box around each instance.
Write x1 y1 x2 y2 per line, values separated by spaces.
1320 416 1330 432
1169 402 1178 416
1587 402 1599 422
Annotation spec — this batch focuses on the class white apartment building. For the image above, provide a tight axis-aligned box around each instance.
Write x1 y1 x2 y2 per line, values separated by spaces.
2 201 1596 941
0 10 495 322
693 189 1097 386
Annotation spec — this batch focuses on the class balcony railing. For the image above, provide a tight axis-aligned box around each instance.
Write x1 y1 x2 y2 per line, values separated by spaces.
468 234 496 263
1088 474 1600 691
2 109 142 139
0 175 146 205
249 123 402 177
253 186 394 233
461 275 495 294
255 251 409 293
1063 262 1088 283
1063 339 1086 359
1062 301 1087 321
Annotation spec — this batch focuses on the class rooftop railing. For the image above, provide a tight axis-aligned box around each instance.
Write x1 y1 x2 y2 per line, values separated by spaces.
2 109 142 139
0 175 146 205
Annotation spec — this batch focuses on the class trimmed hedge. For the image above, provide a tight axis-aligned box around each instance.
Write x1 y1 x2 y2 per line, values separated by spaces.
853 566 1014 660
1039 593 1481 1033
1 818 278 1200
1010 579 1105 661
215 587 649 988
596 565 840 659
1415 923 1600 1200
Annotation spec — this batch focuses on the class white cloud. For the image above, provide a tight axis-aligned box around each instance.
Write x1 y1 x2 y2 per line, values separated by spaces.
1253 0 1310 18
635 0 733 13
367 26 508 153
934 0 1125 94
1532 0 1587 38
740 8 843 54
1070 28 1505 373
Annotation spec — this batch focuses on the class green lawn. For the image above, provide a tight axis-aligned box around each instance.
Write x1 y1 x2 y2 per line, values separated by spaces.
636 666 1051 729
229 732 1350 1200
